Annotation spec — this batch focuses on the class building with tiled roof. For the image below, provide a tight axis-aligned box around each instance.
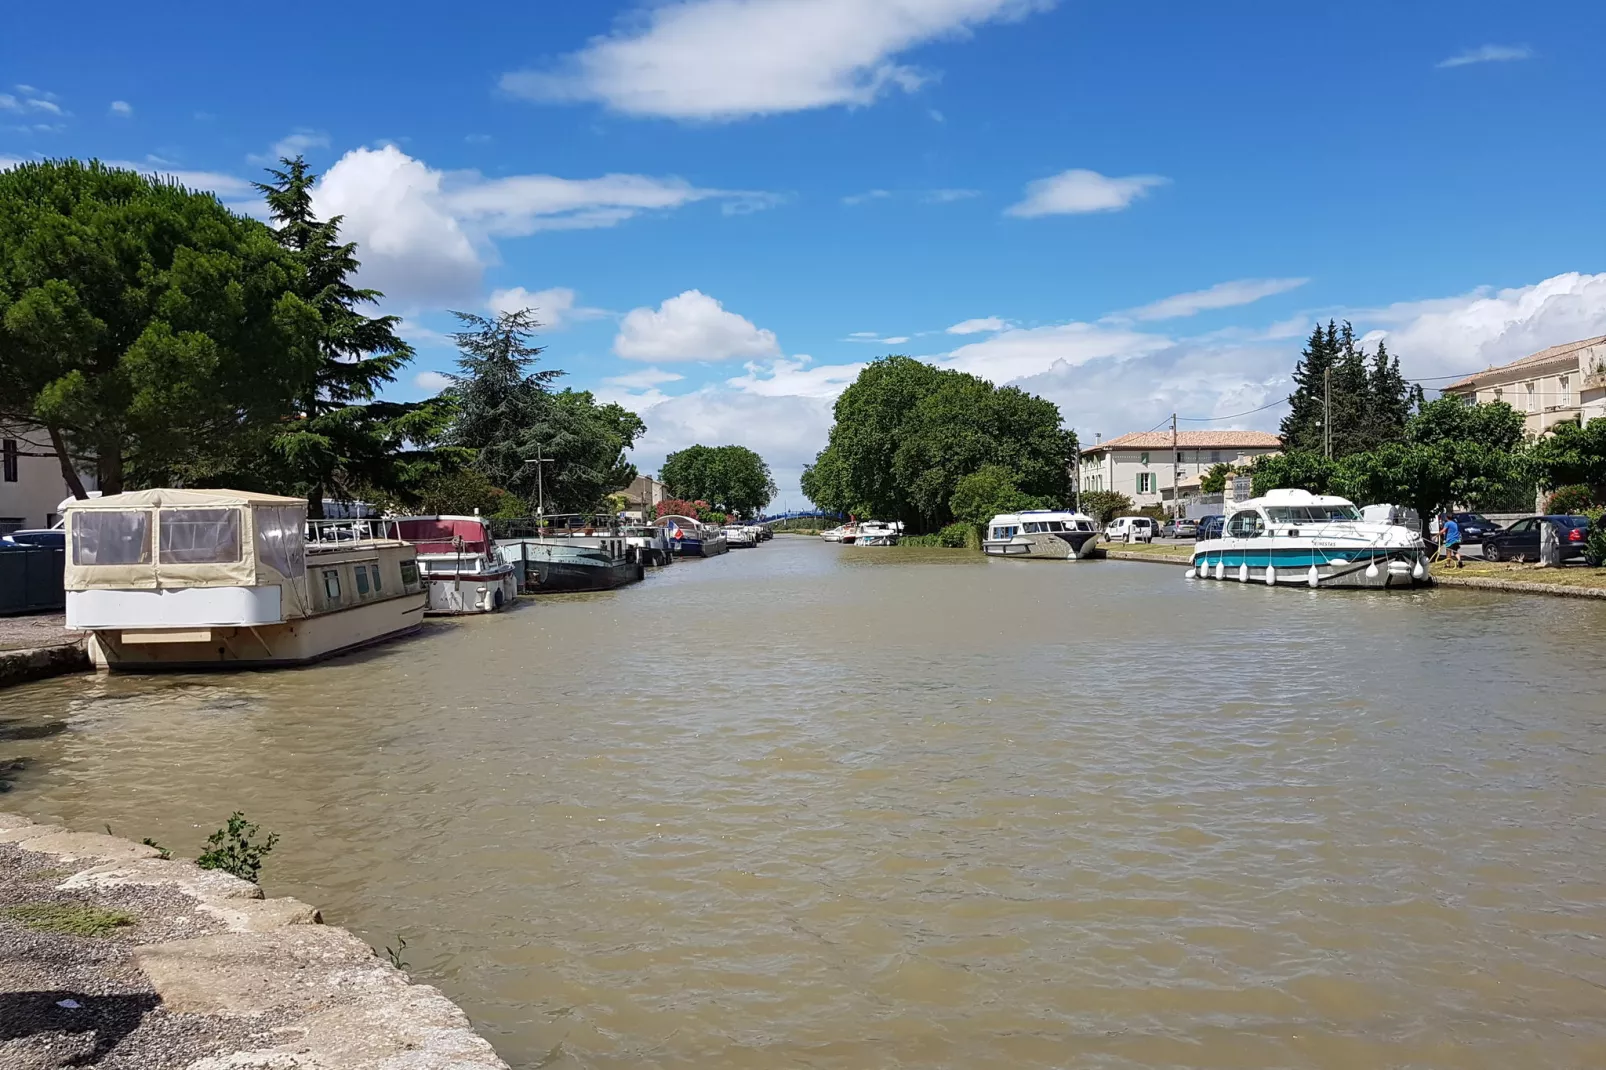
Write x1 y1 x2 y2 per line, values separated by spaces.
1441 335 1606 436
1079 429 1281 508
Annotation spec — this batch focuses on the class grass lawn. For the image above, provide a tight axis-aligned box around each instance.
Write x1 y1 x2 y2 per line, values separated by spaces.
1432 558 1606 590
1104 541 1192 558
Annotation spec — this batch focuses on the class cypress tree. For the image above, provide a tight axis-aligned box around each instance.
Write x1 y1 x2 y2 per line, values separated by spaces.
1280 321 1340 453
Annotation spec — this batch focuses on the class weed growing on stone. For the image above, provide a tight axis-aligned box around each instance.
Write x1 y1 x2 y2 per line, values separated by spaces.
141 837 173 860
4 902 136 937
196 812 279 884
385 934 410 971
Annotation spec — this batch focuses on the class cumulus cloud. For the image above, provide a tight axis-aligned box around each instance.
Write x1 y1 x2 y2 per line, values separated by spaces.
503 0 1057 121
727 356 868 397
109 100 133 117
306 145 771 307
1116 277 1309 322
605 367 686 389
250 130 330 163
614 289 781 362
414 370 454 392
1437 45 1533 69
844 332 909 344
487 286 608 329
946 316 1007 334
1006 168 1167 217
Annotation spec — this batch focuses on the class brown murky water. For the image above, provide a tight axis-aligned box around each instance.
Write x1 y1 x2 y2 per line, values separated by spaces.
5 537 1606 1068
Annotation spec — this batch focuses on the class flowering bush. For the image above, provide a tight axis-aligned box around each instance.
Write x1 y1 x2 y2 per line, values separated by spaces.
1545 484 1596 515
655 498 708 519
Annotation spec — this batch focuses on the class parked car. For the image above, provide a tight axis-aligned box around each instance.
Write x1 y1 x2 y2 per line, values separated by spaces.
1105 516 1156 543
1 529 65 548
1195 514 1225 540
1481 515 1591 563
1160 518 1198 539
1448 512 1502 541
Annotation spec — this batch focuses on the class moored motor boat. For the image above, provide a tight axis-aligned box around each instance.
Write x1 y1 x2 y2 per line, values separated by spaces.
63 489 427 670
393 515 519 614
656 515 729 557
723 524 757 548
1188 488 1432 589
983 509 1103 559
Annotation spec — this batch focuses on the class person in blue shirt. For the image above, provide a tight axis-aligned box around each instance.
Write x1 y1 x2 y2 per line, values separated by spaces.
1442 514 1463 569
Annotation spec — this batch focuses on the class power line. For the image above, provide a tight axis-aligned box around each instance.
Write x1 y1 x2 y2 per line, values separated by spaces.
1175 396 1290 422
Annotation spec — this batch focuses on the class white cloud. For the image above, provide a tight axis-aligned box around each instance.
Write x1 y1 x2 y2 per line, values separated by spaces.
414 370 454 392
1116 277 1309 322
844 332 910 344
109 100 133 117
940 320 1172 382
1005 168 1167 217
843 188 892 206
614 289 781 362
445 169 755 235
727 356 868 398
922 188 980 203
1437 45 1533 69
605 367 686 390
487 286 607 329
251 130 330 163
946 316 1007 334
504 0 1057 121
1 91 63 115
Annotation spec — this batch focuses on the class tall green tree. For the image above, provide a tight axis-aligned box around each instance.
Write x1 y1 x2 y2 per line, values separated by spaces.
660 443 777 516
1526 416 1606 500
0 159 321 495
801 356 1075 532
948 465 1050 527
1280 321 1419 458
254 157 420 515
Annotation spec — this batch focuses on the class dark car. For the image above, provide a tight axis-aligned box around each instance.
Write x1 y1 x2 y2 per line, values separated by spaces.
1 529 65 548
1481 515 1591 563
1448 512 1502 542
1195 515 1224 540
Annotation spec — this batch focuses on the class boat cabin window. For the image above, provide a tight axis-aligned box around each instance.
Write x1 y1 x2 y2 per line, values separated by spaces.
1227 511 1265 538
254 506 306 579
71 509 151 566
991 525 1019 539
158 508 241 565
1264 504 1360 523
369 563 382 591
323 569 341 601
399 560 419 587
355 564 371 596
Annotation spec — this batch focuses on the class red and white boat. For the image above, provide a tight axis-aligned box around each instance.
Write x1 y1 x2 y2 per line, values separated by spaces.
393 515 519 614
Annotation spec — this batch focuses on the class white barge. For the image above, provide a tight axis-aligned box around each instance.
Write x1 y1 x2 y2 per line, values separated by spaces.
63 489 427 670
984 509 1103 559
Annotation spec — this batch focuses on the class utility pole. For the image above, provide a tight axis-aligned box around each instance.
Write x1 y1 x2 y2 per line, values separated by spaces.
1170 412 1179 519
1323 367 1331 460
523 449 555 527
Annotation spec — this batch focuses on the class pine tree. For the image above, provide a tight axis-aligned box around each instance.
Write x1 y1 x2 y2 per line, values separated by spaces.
255 156 416 515
1280 321 1339 453
1280 321 1418 458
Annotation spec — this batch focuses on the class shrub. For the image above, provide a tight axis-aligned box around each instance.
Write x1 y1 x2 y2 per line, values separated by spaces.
1080 490 1134 524
936 521 972 548
1545 484 1596 515
197 812 279 884
1586 508 1606 568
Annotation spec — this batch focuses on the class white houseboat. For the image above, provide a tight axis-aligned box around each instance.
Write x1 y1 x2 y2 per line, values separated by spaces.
1189 488 1433 589
393 515 518 614
984 509 1103 559
63 489 427 670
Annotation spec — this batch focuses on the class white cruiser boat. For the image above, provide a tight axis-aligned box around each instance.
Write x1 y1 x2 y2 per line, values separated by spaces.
1189 489 1432 589
393 515 518 614
63 489 427 671
984 509 1104 559
844 520 900 546
722 524 757 548
821 524 848 543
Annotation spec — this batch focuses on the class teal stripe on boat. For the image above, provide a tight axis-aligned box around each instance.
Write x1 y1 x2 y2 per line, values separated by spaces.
1191 548 1396 568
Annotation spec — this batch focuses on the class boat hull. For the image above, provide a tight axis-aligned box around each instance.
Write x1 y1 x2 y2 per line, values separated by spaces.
1190 543 1432 588
673 537 729 557
983 531 1103 560
422 566 519 615
83 592 428 671
523 557 644 592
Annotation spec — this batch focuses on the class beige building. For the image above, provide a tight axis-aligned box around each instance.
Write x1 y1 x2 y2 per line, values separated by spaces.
1441 334 1606 436
1079 430 1282 508
0 423 95 533
615 473 671 519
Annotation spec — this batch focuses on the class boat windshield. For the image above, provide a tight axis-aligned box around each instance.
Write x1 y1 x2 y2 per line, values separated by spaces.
1265 505 1360 523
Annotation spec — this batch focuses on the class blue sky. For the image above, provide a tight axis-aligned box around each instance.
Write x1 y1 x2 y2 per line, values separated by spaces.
5 1 1605 507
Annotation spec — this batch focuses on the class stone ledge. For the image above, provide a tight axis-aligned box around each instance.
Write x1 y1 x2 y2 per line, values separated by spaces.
3 811 510 1069
0 640 89 690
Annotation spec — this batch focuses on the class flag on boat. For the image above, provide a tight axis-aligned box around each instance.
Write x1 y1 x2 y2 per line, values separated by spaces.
666 520 684 540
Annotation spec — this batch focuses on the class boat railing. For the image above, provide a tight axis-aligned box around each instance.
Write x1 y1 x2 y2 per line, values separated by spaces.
490 514 625 539
305 517 403 545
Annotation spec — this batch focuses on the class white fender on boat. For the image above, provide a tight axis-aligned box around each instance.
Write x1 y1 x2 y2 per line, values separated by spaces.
1185 568 1197 579
1238 562 1249 583
1365 561 1380 580
1307 564 1319 587
1214 560 1224 580
1265 564 1277 585
1412 558 1426 580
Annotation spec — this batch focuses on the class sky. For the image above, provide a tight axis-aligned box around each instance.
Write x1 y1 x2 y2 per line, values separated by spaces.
4 1 1605 509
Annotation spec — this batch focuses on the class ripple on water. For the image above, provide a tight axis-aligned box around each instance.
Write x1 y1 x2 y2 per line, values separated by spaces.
4 540 1606 1069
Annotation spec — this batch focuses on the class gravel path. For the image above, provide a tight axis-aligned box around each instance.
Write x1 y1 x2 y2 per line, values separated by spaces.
0 615 75 654
0 843 288 1069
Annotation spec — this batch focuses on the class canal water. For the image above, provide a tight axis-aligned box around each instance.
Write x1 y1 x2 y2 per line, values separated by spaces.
4 537 1606 1069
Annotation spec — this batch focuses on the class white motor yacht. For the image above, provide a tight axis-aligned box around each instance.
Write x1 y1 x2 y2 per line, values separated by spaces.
722 524 757 548
1189 488 1432 589
984 509 1103 559
845 520 900 546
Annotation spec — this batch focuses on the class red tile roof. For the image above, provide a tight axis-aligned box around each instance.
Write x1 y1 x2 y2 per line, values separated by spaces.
1083 430 1282 453
1442 334 1606 392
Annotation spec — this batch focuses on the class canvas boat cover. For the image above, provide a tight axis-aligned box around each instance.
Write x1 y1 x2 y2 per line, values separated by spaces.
62 489 310 611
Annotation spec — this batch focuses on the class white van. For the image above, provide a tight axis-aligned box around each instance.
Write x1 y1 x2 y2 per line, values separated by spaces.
1105 516 1156 543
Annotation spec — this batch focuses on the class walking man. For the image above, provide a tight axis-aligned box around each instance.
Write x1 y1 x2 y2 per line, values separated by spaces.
1442 513 1463 569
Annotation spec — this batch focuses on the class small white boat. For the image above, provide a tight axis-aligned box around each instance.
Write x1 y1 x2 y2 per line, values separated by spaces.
1189 488 1432 589
984 509 1103 559
393 515 519 614
845 520 900 546
821 524 847 543
63 489 427 670
722 524 757 548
